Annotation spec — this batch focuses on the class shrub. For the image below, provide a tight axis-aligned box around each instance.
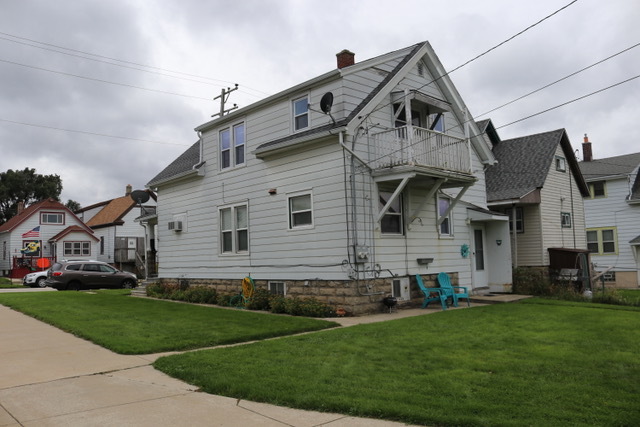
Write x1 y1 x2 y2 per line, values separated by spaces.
245 288 271 311
269 295 287 314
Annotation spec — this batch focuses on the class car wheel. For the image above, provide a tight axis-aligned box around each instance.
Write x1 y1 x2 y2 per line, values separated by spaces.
67 281 81 291
122 279 136 289
36 277 47 288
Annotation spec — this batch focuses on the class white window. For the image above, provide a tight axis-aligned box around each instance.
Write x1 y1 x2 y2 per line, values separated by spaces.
41 212 64 224
268 281 286 295
293 96 309 131
438 195 452 236
506 207 524 233
561 212 572 228
220 204 248 254
220 122 245 170
288 193 313 229
64 241 91 256
380 191 403 235
555 156 566 172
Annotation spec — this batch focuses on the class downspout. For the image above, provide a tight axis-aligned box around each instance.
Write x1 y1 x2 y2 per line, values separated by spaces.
512 205 518 268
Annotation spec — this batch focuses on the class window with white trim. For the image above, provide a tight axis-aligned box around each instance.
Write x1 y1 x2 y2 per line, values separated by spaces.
288 193 313 229
561 212 572 228
220 204 248 254
506 207 524 233
555 156 566 172
64 241 91 256
379 191 403 235
41 212 64 224
220 122 245 170
268 281 286 295
438 195 452 236
292 96 309 131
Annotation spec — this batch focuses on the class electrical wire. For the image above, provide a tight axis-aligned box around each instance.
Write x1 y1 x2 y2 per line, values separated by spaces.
0 58 212 101
495 74 640 130
356 0 579 128
0 117 189 146
476 41 640 118
0 31 271 98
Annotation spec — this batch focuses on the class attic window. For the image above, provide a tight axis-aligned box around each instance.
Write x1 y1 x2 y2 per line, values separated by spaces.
555 156 566 172
417 62 424 76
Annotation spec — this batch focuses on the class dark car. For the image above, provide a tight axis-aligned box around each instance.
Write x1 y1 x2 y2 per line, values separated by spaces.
45 260 137 291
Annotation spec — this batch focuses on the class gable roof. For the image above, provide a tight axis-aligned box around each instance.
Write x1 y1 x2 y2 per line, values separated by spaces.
147 140 202 187
486 129 589 202
148 41 498 188
85 196 135 228
0 198 92 235
578 152 640 181
49 225 99 242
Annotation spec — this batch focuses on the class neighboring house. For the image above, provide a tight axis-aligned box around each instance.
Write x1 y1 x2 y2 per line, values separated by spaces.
144 41 513 314
578 136 640 288
485 126 590 272
0 198 98 278
75 185 156 278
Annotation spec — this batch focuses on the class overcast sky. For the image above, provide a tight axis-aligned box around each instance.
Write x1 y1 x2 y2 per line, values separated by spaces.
1 0 638 207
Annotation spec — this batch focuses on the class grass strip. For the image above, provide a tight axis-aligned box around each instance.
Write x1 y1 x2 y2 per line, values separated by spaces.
0 290 337 354
155 301 640 426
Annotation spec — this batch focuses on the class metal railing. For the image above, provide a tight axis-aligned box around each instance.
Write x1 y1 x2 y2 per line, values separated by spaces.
370 126 471 173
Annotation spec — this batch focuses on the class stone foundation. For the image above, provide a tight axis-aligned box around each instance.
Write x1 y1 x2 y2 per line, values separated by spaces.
158 272 456 316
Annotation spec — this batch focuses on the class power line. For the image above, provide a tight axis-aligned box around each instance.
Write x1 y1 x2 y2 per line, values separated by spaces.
477 41 640 118
0 58 212 100
0 117 190 146
495 74 640 130
359 0 579 127
0 31 271 98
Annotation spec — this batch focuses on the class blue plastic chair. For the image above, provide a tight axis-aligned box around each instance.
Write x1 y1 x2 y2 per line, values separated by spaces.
436 272 471 307
415 274 448 310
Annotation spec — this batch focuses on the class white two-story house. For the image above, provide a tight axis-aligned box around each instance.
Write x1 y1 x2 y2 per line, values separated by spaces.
579 136 640 288
146 41 512 314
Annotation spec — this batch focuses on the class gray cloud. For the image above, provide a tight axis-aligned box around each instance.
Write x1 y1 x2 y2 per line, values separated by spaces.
1 0 638 207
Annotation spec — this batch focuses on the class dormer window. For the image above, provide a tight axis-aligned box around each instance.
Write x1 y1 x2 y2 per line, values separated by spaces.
293 96 309 131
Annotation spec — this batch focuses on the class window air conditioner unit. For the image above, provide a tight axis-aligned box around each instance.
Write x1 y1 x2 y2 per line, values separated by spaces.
168 221 183 231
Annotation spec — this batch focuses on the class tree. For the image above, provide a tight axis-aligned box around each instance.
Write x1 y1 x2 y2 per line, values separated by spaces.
0 168 63 225
65 199 81 212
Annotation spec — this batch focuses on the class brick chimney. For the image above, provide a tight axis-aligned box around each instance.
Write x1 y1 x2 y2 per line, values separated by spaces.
336 49 355 69
582 134 593 162
125 184 132 196
16 201 25 215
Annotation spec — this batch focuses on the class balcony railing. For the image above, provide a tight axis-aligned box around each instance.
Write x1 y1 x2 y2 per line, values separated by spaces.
370 126 471 173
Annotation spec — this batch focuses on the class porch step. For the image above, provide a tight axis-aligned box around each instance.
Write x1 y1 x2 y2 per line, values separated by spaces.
130 280 150 297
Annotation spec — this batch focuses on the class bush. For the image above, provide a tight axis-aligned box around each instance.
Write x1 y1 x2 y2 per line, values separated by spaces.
269 295 287 314
146 282 217 305
245 288 270 311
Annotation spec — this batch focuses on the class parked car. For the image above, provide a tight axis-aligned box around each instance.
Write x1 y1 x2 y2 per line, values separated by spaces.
23 270 49 288
45 260 138 291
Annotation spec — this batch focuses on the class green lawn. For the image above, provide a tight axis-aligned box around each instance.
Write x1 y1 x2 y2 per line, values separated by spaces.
154 299 640 427
0 290 337 354
0 277 23 288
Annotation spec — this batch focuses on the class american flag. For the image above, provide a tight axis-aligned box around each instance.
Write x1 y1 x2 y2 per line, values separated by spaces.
22 226 40 238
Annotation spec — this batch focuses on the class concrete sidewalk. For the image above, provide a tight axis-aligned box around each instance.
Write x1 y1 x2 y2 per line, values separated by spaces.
0 303 429 427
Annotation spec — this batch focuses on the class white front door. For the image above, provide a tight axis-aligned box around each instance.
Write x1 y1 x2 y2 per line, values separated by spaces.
472 226 488 289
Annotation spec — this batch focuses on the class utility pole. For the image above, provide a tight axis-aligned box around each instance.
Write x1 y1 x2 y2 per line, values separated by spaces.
211 84 239 118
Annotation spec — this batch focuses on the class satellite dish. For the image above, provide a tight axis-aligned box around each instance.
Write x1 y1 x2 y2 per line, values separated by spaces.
320 92 334 114
130 190 150 204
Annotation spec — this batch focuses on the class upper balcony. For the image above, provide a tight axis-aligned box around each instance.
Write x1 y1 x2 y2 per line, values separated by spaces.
369 125 473 183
